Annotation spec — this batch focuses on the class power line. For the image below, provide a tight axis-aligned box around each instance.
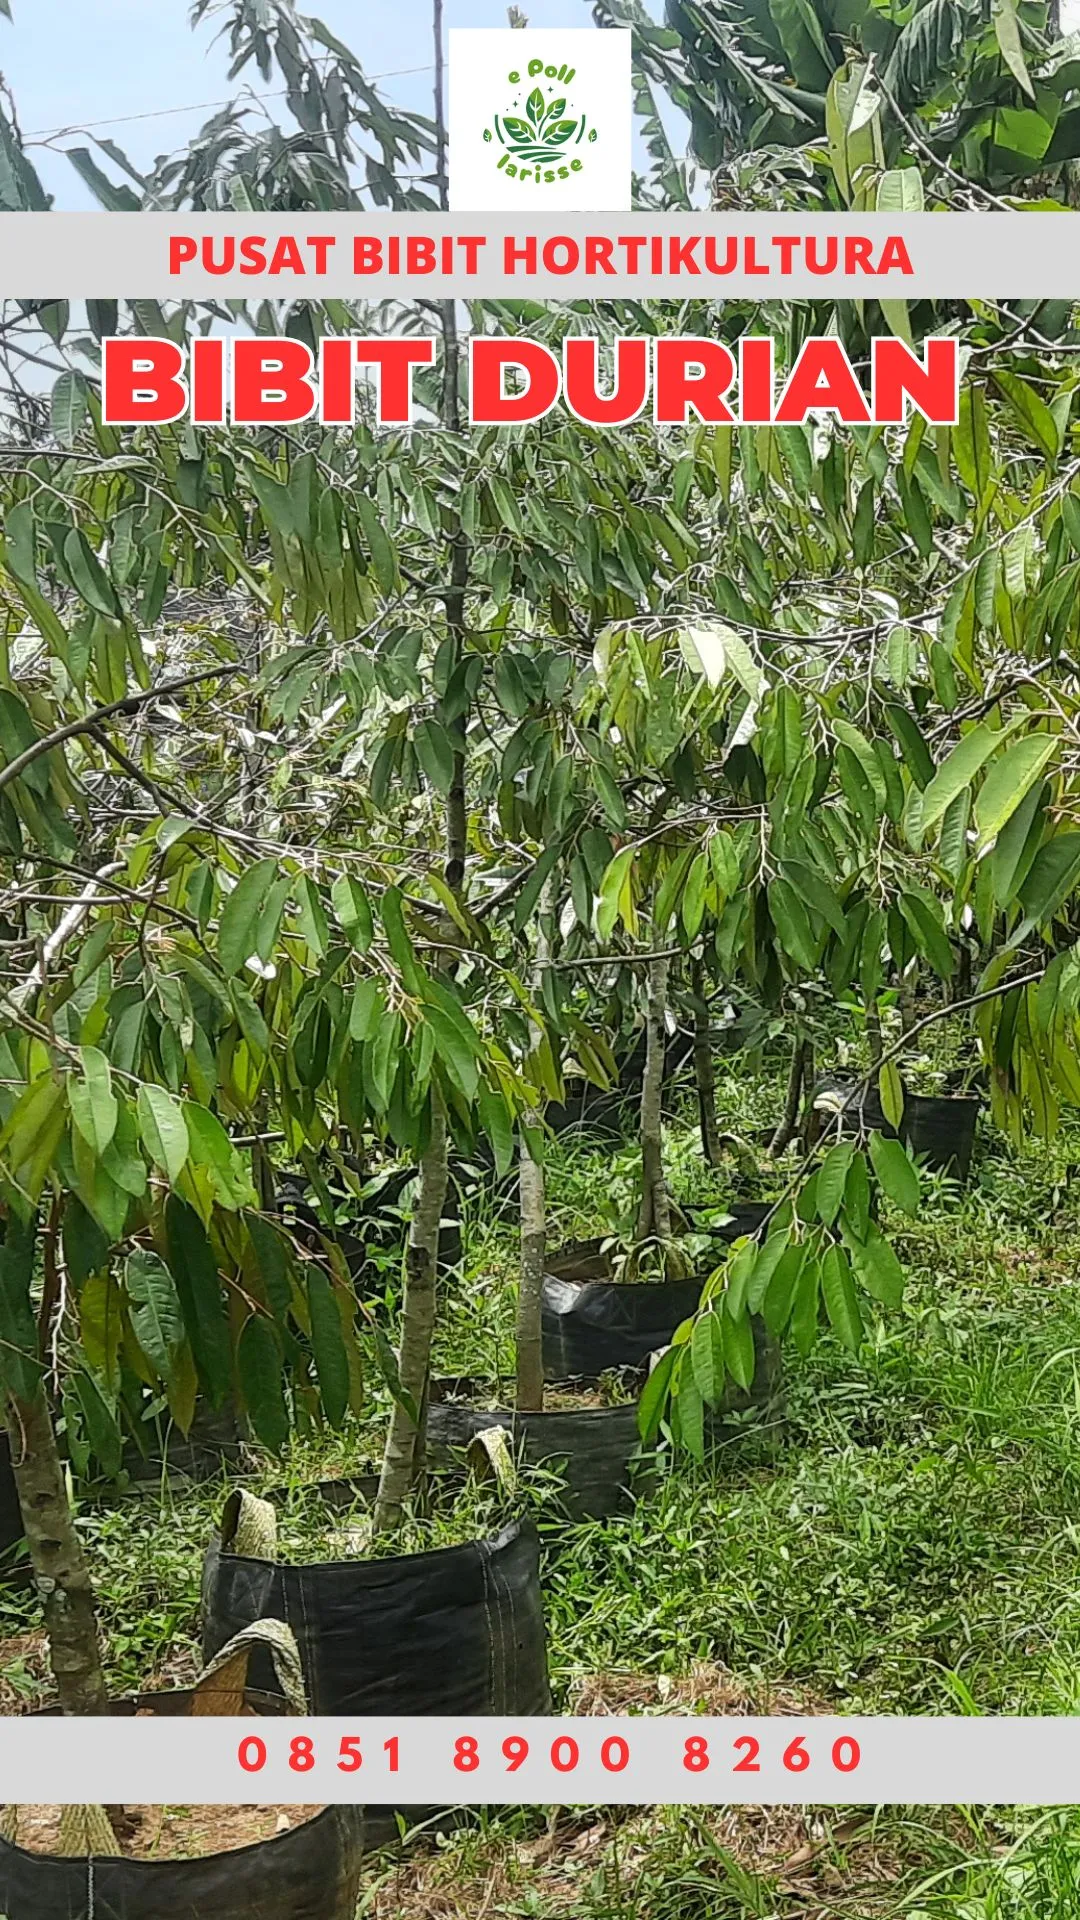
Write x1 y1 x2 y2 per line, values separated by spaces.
24 64 435 144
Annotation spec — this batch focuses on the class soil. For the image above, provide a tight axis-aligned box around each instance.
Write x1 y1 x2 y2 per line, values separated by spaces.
3 1804 326 1860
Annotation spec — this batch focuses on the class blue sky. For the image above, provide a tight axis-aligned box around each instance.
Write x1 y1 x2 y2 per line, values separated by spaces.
2 0 595 209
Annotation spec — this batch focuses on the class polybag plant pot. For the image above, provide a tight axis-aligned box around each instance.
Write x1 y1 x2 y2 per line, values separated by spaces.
541 1241 704 1382
119 1400 245 1487
813 1080 979 1182
202 1504 550 1847
0 1686 365 1920
0 1798 364 1920
426 1388 649 1520
902 1094 979 1182
542 1242 781 1417
0 1430 28 1584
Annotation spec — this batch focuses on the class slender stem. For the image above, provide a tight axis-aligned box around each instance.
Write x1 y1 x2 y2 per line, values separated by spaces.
5 1384 108 1714
637 954 673 1245
372 1088 449 1533
691 959 722 1168
770 1034 811 1156
517 884 553 1412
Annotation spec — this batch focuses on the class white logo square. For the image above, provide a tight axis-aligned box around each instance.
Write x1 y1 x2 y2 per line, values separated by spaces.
448 28 632 212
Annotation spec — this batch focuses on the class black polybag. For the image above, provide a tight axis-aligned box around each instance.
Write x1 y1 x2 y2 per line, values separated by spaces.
426 1395 648 1520
0 1693 365 1920
202 1513 550 1845
0 1430 27 1582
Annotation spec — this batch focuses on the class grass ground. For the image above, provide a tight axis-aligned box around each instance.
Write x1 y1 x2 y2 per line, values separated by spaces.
4 1052 1080 1914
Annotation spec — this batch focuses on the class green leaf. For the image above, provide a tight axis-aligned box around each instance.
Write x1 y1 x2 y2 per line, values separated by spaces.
993 371 1057 460
899 889 955 980
762 1244 806 1336
0 1213 42 1403
848 1221 905 1308
51 371 88 447
164 1196 232 1407
974 735 1058 850
722 1306 756 1392
63 526 119 617
920 725 1005 835
884 704 934 789
69 1046 118 1157
868 1133 920 1215
349 977 385 1043
690 1309 726 1405
682 853 709 941
991 777 1047 907
184 1104 257 1210
596 845 635 941
821 1244 862 1351
136 1083 188 1186
237 1314 289 1451
954 385 993 502
673 1370 705 1462
125 1247 183 1378
218 858 280 977
708 831 741 897
878 1061 905 1129
816 1141 854 1226
1019 832 1080 928
74 1368 122 1476
876 165 924 213
245 1212 292 1324
745 1230 789 1315
414 718 456 797
790 1252 821 1356
330 875 374 952
637 1343 677 1440
423 1001 480 1103
769 877 819 973
843 1151 870 1242
307 1269 350 1429
991 0 1035 101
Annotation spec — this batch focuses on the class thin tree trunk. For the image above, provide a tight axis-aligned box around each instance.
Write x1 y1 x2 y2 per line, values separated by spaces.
866 1004 884 1067
5 1387 108 1714
636 954 673 1244
372 1089 449 1533
516 890 553 1413
770 1034 811 1156
691 960 721 1167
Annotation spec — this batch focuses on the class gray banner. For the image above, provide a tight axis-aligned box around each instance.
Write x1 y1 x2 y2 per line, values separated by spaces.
1 211 1079 299
0 1717 1077 1804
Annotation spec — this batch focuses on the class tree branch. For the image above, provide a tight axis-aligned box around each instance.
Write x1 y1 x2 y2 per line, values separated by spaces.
0 665 241 797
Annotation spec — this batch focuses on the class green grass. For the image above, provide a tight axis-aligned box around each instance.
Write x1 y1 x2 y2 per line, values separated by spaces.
5 1052 1080 1912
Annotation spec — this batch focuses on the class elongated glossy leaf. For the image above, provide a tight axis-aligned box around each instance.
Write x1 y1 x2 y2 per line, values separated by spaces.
637 1342 677 1440
822 1245 862 1351
975 734 1057 849
136 1083 188 1185
307 1269 350 1429
69 1046 117 1158
237 1314 289 1451
868 1133 920 1215
848 1221 905 1308
164 1196 232 1408
722 1306 756 1392
125 1247 183 1378
218 858 280 978
921 725 1004 833
817 1141 854 1226
690 1309 726 1405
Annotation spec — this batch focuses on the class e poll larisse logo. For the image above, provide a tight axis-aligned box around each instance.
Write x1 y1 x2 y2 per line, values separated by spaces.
486 56 595 183
449 28 631 212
